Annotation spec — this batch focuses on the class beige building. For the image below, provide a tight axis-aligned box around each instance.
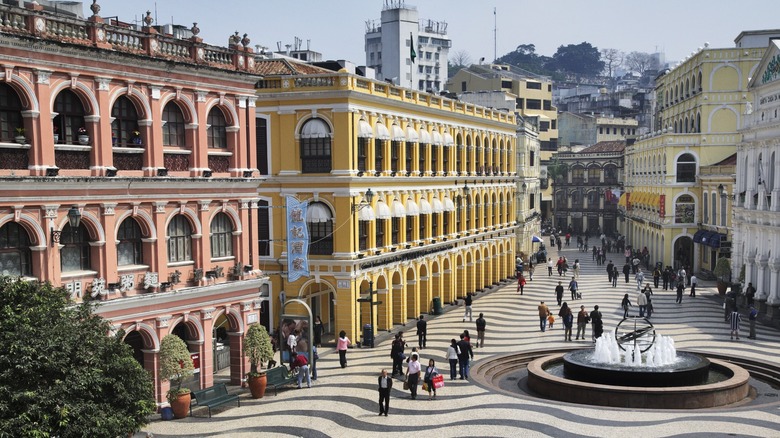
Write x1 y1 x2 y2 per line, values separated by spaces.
558 112 638 150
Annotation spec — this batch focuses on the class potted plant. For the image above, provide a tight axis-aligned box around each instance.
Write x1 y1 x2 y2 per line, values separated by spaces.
52 125 59 143
713 257 732 295
14 127 25 144
131 130 142 145
159 334 195 419
244 323 274 399
77 127 90 145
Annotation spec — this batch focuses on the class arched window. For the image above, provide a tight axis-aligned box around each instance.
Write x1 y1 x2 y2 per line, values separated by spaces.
207 107 227 149
111 96 140 146
306 202 333 255
0 222 31 276
53 90 86 145
676 153 696 183
0 83 23 143
167 215 192 263
60 223 91 272
711 193 717 226
210 212 233 258
674 195 695 224
163 102 186 147
300 118 331 173
117 218 143 266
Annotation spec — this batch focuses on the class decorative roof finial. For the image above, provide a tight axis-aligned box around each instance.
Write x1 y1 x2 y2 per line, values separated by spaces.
241 33 250 47
90 0 100 17
191 22 200 36
143 11 153 27
229 31 240 46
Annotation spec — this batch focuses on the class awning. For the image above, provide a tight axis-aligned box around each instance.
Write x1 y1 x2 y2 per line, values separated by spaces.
358 205 376 221
419 198 433 214
357 119 373 138
419 128 431 144
443 196 456 212
306 202 332 223
406 126 419 142
431 197 444 213
405 199 420 216
693 230 706 243
618 193 627 207
706 232 724 248
391 200 406 217
650 194 661 208
431 130 443 145
375 201 392 219
376 123 390 140
300 119 330 138
443 132 454 146
391 124 405 141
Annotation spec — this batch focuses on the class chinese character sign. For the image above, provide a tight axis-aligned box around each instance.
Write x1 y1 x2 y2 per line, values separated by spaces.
286 196 310 282
659 194 665 219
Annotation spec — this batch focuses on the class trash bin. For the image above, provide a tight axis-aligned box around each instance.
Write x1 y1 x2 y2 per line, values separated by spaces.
160 406 174 421
362 324 374 348
432 297 442 315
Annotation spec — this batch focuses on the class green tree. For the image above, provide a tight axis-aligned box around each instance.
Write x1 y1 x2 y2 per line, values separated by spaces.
546 42 605 77
495 43 553 76
0 277 155 437
244 324 274 374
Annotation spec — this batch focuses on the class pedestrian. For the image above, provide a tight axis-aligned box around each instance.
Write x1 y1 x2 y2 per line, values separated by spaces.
689 274 698 297
416 315 427 349
547 257 554 276
547 311 555 329
287 329 299 369
555 281 564 306
729 310 742 340
637 289 648 317
556 236 562 251
337 330 350 368
568 277 579 300
405 352 421 399
562 257 569 276
378 369 392 416
573 259 581 279
528 259 535 281
748 306 758 340
576 305 589 340
311 345 318 380
445 339 458 380
662 267 670 290
475 313 486 348
623 262 631 283
653 266 661 288
632 256 640 274
745 282 756 306
560 303 573 341
538 301 550 331
590 305 603 341
592 245 598 261
612 266 619 287
291 352 311 389
313 316 324 348
642 284 654 317
606 260 614 283
462 292 473 322
517 274 526 294
676 281 684 304
565 232 571 246
635 269 645 291
556 257 564 276
423 359 439 400
456 334 473 379
390 332 407 377
621 293 632 318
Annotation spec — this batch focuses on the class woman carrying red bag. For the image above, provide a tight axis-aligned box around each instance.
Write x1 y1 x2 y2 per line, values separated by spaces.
423 358 439 400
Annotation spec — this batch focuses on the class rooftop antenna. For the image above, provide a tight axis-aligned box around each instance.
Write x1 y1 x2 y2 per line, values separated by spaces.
493 7 497 62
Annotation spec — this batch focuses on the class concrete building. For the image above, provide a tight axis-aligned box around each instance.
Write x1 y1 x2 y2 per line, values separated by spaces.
733 37 780 315
254 70 518 344
0 3 268 403
558 112 638 150
364 1 451 92
516 118 541 259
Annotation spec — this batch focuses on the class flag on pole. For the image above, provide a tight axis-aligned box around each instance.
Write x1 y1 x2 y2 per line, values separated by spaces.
410 32 416 63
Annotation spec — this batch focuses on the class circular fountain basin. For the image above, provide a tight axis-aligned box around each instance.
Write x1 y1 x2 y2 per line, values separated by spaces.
563 349 710 387
528 352 750 409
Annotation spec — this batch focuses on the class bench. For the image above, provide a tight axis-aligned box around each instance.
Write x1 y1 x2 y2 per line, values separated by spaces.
266 365 297 395
190 383 240 418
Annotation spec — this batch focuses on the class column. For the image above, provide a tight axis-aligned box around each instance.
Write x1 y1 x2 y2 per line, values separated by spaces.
745 253 757 298
756 255 768 300
767 259 780 305
31 69 53 175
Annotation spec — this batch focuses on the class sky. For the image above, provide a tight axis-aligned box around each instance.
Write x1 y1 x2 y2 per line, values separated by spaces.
93 0 780 68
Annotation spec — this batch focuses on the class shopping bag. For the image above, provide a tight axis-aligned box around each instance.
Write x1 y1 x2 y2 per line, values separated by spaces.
403 379 409 390
433 374 444 389
422 382 429 391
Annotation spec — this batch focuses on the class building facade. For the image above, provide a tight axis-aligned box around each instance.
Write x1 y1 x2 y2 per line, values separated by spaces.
0 3 267 403
733 38 780 313
558 112 638 149
254 71 518 344
364 1 451 92
516 119 541 259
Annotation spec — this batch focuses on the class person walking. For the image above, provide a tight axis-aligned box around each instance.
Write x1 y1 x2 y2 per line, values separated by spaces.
445 339 459 380
377 369 393 416
475 313 486 348
606 261 614 284
612 266 619 288
642 284 654 317
637 289 648 317
621 293 632 318
287 329 299 369
528 260 535 281
313 316 324 348
590 305 603 341
576 305 589 340
291 352 311 389
623 262 631 283
456 334 473 379
517 274 526 294
568 277 579 301
556 236 562 251
538 301 550 332
560 303 573 341
689 274 698 297
653 267 661 288
416 315 427 349
729 310 742 340
635 269 645 292
462 292 473 322
662 267 671 290
555 282 564 306
423 359 439 400
676 280 684 304
337 330 350 368
390 332 407 377
405 352 421 399
573 259 581 279
745 282 756 306
547 257 554 277
748 306 758 340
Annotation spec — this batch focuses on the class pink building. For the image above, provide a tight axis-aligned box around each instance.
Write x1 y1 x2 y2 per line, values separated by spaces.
0 3 267 402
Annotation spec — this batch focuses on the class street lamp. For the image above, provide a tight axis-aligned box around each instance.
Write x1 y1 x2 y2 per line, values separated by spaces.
717 183 725 197
51 206 81 246
351 188 375 212
356 280 382 348
521 182 527 193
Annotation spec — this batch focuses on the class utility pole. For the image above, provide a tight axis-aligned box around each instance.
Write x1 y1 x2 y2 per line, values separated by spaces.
493 7 497 62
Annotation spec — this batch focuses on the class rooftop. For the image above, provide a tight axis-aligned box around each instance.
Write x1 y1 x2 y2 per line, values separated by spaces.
578 140 627 154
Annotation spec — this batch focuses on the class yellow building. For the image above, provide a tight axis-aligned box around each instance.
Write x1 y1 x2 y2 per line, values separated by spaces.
622 33 772 271
254 62 518 342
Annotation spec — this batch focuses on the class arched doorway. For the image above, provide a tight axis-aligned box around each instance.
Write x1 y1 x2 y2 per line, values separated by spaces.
673 235 694 271
406 266 418 322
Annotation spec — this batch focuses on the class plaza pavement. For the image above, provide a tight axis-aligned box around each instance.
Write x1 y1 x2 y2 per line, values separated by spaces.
141 243 780 437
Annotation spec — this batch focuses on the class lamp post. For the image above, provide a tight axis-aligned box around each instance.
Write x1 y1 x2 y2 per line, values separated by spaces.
51 206 82 246
351 188 375 212
356 280 381 348
717 183 725 197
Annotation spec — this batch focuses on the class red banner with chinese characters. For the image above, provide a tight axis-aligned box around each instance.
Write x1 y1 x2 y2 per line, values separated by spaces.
659 194 665 218
626 192 631 211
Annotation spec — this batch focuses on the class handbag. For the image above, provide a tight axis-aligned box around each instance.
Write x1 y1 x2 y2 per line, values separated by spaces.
432 374 444 389
422 382 429 391
402 378 410 390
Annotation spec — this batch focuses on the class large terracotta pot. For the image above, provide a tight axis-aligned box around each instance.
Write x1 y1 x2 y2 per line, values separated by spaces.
717 281 728 295
248 373 267 399
169 391 191 419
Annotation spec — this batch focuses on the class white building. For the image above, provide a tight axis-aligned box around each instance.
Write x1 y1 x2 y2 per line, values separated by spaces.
364 1 451 92
733 38 780 311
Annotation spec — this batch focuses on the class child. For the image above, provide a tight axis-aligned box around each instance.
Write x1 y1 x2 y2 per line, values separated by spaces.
517 274 526 294
547 311 555 329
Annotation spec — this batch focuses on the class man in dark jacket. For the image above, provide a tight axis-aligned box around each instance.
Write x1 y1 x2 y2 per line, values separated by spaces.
456 333 473 379
378 369 393 416
555 281 565 306
606 261 614 283
416 315 427 349
590 305 603 341
475 313 486 348
390 332 406 376
622 262 631 283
